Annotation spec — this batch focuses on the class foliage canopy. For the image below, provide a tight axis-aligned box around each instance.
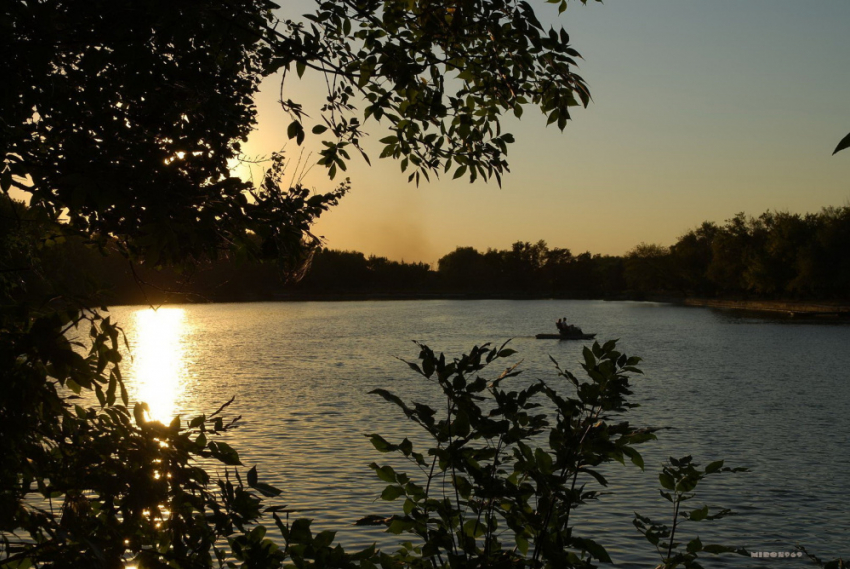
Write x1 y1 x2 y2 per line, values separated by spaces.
4 0 597 268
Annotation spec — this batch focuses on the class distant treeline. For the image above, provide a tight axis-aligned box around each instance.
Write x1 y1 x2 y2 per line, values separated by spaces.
5 196 849 304
290 207 850 301
634 207 850 299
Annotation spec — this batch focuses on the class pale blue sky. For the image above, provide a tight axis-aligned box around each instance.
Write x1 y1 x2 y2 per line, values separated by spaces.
241 0 850 264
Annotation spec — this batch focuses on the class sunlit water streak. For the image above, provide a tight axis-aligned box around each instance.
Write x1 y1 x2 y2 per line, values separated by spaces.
126 307 192 423
105 300 850 568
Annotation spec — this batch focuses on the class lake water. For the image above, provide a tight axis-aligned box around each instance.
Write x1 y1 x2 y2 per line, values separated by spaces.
107 300 850 567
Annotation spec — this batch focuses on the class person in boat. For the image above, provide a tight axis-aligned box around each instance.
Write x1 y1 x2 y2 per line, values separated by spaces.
559 316 583 335
557 318 573 335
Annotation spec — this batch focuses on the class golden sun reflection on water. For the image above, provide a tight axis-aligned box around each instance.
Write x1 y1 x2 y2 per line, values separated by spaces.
129 308 190 423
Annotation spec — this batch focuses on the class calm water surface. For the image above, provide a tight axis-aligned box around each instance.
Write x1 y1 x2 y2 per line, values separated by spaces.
107 300 850 567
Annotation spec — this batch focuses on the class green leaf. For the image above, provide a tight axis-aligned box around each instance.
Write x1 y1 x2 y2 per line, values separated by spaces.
402 498 415 515
248 525 267 542
274 513 289 540
659 472 675 490
703 544 735 554
575 538 612 563
106 372 117 406
210 441 241 465
381 485 405 501
687 537 703 553
370 463 397 483
452 410 470 437
0 169 11 193
582 468 608 487
314 529 336 549
289 518 313 544
622 446 645 470
463 519 485 538
689 505 709 521
833 131 850 155
367 433 396 452
287 120 303 141
704 460 724 474
119 379 129 407
676 474 699 493
388 518 412 534
582 346 595 369
534 448 554 475
4 558 34 569
421 356 434 378
370 389 409 414
253 482 282 497
516 533 529 555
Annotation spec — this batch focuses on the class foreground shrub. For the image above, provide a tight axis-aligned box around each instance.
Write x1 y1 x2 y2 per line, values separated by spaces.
362 339 747 568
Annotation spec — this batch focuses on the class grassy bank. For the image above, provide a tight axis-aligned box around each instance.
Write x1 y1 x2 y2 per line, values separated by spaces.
683 298 850 317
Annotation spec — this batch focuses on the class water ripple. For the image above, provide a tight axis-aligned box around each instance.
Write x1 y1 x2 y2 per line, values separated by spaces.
103 300 850 565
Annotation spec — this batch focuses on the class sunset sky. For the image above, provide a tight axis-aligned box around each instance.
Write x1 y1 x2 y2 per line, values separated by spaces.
240 0 850 265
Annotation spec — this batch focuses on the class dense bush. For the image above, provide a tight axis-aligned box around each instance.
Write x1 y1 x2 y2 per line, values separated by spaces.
360 339 748 568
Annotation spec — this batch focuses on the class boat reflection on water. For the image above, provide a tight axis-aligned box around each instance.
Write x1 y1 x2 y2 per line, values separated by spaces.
129 307 190 424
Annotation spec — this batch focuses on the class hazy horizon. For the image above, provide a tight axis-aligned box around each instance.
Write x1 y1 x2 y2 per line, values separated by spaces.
304 199 850 269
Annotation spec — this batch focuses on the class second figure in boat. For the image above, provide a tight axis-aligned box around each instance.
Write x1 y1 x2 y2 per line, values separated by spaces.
556 317 583 335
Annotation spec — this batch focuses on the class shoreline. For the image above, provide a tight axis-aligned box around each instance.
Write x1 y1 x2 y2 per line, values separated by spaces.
682 298 850 317
110 293 850 318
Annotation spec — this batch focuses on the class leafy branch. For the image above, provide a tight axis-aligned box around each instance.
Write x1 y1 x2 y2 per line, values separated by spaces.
634 456 749 569
363 339 655 568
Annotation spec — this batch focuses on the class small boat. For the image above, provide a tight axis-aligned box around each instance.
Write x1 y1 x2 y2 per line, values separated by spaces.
535 332 596 340
536 322 595 340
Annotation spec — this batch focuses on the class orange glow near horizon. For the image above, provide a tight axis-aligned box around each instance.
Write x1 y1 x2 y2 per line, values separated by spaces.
239 2 850 264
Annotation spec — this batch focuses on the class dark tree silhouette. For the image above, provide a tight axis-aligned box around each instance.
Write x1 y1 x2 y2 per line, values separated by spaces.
2 1 603 565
